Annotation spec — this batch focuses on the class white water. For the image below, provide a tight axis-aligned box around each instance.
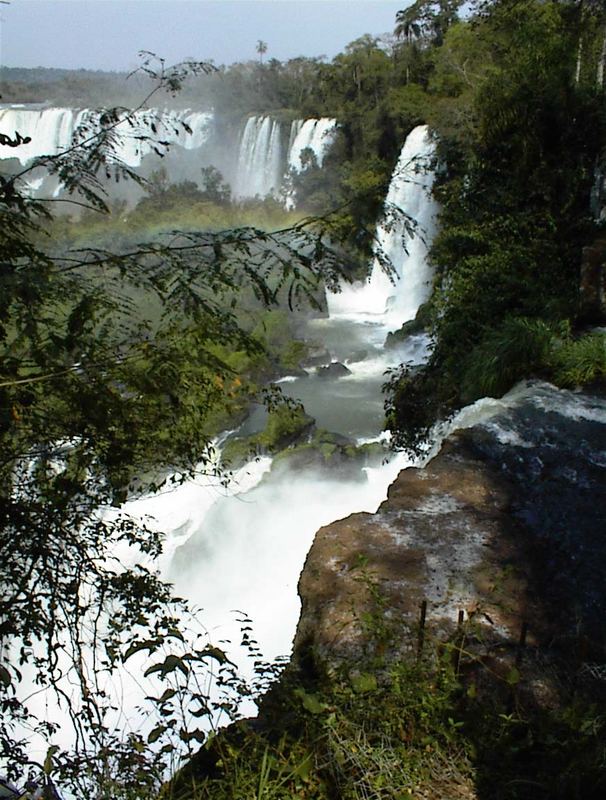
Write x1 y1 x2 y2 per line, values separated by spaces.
233 115 337 202
15 121 440 763
0 107 213 173
283 117 337 208
113 126 440 675
233 115 283 199
287 118 337 171
0 107 338 205
328 124 439 329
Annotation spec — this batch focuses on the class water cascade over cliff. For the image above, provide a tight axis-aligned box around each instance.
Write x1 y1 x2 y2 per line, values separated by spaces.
17 120 440 745
0 106 213 167
233 115 337 201
114 125 438 689
287 118 337 171
0 107 338 204
328 124 439 329
233 115 284 199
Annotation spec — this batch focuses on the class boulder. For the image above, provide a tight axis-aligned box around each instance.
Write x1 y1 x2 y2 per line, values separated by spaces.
316 361 352 379
293 383 606 670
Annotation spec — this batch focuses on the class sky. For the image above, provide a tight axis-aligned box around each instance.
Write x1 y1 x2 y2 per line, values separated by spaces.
0 0 410 71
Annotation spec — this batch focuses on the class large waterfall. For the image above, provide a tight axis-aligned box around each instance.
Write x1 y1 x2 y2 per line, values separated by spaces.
0 107 338 204
117 125 438 682
12 118 437 749
233 115 337 201
328 124 438 329
233 115 284 199
287 117 337 171
0 106 213 167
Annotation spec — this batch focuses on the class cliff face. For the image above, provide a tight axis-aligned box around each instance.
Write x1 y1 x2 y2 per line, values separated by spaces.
293 382 606 669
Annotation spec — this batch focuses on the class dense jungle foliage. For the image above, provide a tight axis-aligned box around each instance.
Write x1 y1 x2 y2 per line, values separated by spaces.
2 0 606 797
383 0 606 448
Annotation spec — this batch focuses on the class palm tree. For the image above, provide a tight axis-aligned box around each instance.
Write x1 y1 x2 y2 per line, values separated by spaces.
256 40 268 64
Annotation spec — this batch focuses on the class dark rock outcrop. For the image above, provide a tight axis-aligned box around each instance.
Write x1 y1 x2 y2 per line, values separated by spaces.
316 361 352 379
293 383 606 668
579 237 606 323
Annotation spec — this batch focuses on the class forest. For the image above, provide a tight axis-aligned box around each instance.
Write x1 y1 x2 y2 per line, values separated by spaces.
1 1 606 798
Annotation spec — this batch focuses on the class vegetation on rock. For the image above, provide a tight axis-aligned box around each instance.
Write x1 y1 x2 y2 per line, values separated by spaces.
385 0 606 450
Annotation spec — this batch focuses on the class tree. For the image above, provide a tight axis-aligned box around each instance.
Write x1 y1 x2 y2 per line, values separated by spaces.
0 53 340 795
385 0 606 452
256 39 268 64
395 1 464 46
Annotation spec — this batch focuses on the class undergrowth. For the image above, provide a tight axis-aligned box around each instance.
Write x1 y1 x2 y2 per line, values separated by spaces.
162 586 606 800
164 652 472 800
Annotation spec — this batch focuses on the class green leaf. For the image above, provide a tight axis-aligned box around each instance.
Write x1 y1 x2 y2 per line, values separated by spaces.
506 666 521 686
147 724 167 743
123 639 158 661
294 688 327 715
351 672 377 693
144 654 189 678
195 646 232 665
43 745 59 776
0 665 11 687
293 754 313 781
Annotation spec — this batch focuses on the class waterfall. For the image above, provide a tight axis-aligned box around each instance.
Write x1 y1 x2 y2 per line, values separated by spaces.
14 119 441 752
286 118 337 171
233 116 337 203
283 117 337 209
0 106 213 168
0 107 338 204
114 125 440 679
233 115 284 199
0 107 83 164
116 128 441 679
327 124 438 329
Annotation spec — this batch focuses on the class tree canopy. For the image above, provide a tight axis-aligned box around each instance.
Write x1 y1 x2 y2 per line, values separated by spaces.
385 0 606 450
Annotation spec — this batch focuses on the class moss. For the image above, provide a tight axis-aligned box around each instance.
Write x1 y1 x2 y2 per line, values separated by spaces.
221 405 315 468
220 435 261 467
269 430 387 479
165 628 606 800
258 405 315 449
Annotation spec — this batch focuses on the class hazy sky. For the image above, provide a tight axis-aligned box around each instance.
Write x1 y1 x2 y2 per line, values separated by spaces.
1 0 410 71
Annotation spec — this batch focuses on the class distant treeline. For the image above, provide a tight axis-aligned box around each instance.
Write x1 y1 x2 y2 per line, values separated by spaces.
0 64 214 108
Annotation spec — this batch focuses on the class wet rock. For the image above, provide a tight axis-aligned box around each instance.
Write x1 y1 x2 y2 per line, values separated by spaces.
270 430 386 482
301 348 332 368
293 383 606 669
293 433 525 666
579 236 606 323
317 361 352 379
346 349 369 364
384 301 432 348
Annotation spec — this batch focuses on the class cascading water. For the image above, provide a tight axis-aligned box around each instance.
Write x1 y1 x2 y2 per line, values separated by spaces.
283 117 337 209
328 124 439 329
0 106 213 167
1 108 339 204
19 121 440 751
232 116 337 202
0 106 213 199
287 118 337 172
113 125 440 682
233 115 283 199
